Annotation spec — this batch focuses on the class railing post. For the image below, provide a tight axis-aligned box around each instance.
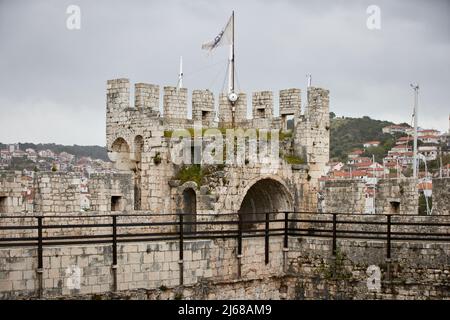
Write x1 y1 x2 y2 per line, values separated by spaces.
111 215 118 292
331 213 338 277
283 212 289 273
178 213 184 286
332 213 337 256
386 214 392 282
265 212 270 265
237 215 242 278
36 216 43 298
284 212 289 249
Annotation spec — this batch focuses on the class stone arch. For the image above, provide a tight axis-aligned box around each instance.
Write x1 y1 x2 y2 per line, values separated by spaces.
237 177 293 229
109 137 133 171
111 137 130 153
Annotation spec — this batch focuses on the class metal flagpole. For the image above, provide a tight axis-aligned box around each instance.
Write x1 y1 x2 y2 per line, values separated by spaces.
411 84 419 179
228 11 237 127
229 11 235 95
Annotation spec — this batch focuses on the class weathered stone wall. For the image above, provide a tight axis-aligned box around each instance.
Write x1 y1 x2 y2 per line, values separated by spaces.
192 90 214 125
0 236 285 299
287 237 449 299
0 172 32 213
218 93 248 125
279 88 301 131
375 179 418 215
88 173 134 212
320 180 366 213
33 173 82 213
107 78 130 111
135 83 159 113
432 178 450 215
0 172 133 214
197 163 315 213
295 87 330 180
320 178 419 215
1 233 448 299
163 86 188 119
252 91 273 123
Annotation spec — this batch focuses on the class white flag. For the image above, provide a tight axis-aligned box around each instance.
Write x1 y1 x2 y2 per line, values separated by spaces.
201 15 233 51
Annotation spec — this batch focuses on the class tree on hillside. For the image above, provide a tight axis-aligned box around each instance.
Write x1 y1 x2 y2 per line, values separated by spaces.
330 116 395 162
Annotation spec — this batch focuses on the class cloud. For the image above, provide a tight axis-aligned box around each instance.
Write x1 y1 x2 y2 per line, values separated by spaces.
0 0 449 145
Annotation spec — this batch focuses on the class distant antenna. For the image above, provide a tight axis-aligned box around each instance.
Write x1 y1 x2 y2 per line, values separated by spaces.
410 83 419 179
178 56 183 89
305 74 312 114
306 74 312 87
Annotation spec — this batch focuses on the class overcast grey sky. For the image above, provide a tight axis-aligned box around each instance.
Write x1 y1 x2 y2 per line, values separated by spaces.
0 0 449 146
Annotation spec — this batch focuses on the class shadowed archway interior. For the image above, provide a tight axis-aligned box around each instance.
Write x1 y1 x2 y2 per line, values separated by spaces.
182 188 197 234
238 178 293 229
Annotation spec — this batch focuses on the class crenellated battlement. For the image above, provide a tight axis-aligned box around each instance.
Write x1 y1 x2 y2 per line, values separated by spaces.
106 79 329 131
135 83 159 112
107 78 131 110
192 89 215 124
163 86 188 119
252 91 273 119
106 78 330 181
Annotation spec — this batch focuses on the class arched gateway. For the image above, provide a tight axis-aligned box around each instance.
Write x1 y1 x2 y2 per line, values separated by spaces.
238 178 293 229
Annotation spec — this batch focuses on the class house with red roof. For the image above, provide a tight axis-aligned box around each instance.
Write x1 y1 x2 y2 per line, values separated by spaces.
390 144 411 153
418 129 440 137
396 136 412 145
348 149 364 160
363 141 380 148
382 124 412 135
418 135 439 144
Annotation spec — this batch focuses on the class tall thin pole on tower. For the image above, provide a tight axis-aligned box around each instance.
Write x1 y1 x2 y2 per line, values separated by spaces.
178 56 183 89
411 84 419 179
307 74 312 88
228 11 235 94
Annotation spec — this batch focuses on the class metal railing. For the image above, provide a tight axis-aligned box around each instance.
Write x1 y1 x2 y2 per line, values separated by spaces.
1 212 449 267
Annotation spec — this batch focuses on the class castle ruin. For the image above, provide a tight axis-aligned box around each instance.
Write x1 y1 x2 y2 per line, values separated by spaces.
1 80 449 300
105 79 330 217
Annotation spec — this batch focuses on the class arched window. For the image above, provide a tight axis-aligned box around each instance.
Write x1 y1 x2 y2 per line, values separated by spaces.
182 188 197 234
134 136 144 210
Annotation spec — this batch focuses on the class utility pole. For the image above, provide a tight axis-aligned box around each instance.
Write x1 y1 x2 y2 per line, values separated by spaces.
411 84 419 179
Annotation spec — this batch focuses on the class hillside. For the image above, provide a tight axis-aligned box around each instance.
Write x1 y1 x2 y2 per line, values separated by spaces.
0 143 109 161
329 115 404 162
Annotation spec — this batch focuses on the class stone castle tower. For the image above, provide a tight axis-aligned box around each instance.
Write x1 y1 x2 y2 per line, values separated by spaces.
106 79 330 217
